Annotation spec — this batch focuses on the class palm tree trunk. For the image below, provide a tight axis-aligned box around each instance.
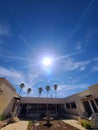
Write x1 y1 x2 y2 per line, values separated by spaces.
19 88 22 95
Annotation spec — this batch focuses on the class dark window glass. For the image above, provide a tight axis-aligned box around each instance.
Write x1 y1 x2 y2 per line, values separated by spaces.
95 98 98 106
71 102 77 108
90 100 98 113
66 103 70 108
83 101 92 116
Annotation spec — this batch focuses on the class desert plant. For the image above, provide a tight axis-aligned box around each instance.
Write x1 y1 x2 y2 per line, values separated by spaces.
5 113 11 119
79 118 92 129
29 120 33 125
0 115 5 121
28 120 34 129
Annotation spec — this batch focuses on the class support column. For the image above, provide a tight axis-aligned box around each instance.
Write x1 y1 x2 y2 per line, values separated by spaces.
37 104 39 112
88 100 95 113
55 104 57 113
47 104 48 116
93 99 98 111
61 104 63 114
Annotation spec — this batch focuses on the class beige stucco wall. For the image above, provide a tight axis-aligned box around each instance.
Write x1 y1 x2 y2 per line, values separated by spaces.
64 90 92 115
77 90 91 114
64 84 98 116
21 97 65 104
0 82 17 115
64 94 83 115
89 84 98 98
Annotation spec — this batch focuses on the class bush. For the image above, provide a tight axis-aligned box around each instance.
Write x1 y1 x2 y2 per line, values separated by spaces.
29 120 33 126
0 115 5 121
5 113 11 119
79 118 92 129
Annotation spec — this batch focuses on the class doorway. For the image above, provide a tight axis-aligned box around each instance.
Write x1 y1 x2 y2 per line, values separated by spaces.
83 101 92 117
83 100 98 117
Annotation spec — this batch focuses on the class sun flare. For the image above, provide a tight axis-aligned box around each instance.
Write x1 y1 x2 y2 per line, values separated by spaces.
42 57 52 66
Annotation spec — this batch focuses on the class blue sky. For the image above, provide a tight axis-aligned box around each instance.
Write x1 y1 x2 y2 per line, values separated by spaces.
0 0 98 98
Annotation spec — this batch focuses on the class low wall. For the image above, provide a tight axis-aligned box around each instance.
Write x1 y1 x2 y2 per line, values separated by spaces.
64 114 79 120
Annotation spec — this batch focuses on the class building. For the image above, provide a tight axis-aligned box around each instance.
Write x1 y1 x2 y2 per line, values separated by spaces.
19 97 65 119
0 77 98 119
64 84 98 117
0 78 20 116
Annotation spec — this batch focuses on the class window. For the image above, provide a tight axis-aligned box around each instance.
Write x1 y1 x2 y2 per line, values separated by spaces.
71 102 77 108
95 98 98 106
66 103 70 109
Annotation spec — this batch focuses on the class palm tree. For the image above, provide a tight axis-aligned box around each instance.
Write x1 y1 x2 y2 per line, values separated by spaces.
19 83 25 95
46 85 50 98
38 87 43 97
27 88 32 97
54 84 58 98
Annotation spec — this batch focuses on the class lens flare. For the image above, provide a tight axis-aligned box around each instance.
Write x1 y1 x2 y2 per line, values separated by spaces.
42 57 52 66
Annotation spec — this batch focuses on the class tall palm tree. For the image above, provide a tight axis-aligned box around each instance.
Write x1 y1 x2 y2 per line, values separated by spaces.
46 85 50 98
19 83 25 95
38 87 43 97
54 84 58 98
27 88 32 97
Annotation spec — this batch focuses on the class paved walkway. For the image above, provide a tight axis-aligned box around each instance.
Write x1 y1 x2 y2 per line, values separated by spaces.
62 119 86 130
1 121 28 130
0 119 86 130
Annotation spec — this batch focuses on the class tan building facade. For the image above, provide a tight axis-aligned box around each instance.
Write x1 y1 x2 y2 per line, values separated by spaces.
0 77 98 118
64 84 98 117
0 78 19 116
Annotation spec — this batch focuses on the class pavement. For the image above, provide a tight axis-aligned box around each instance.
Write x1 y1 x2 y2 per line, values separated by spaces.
62 119 86 130
0 120 28 130
0 119 86 130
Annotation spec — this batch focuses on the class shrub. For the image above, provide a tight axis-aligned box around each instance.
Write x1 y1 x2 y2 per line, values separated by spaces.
0 115 5 121
79 118 92 129
29 120 33 126
5 113 11 119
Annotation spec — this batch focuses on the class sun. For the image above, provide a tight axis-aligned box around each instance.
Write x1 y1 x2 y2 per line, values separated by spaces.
42 57 52 66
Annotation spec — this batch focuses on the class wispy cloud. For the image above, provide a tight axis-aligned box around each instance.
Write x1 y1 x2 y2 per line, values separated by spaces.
62 57 98 72
57 84 88 97
92 66 98 72
0 56 98 97
75 41 88 50
19 34 32 50
76 42 83 50
63 58 88 71
0 66 42 96
0 67 25 84
81 0 95 17
55 50 83 60
0 24 11 36
0 54 33 61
